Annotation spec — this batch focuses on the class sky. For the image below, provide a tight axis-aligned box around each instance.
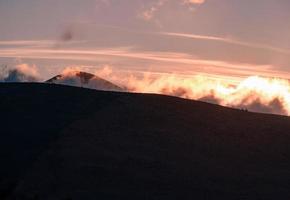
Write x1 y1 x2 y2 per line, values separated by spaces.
1 0 290 79
2 0 290 115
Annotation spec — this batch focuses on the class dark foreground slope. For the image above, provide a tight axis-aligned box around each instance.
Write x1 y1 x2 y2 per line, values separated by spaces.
0 83 123 199
1 84 290 199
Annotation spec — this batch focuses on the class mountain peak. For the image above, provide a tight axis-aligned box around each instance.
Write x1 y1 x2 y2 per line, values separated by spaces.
46 71 124 92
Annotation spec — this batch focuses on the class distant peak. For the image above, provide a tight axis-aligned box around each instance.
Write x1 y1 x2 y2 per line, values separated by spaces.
45 71 124 92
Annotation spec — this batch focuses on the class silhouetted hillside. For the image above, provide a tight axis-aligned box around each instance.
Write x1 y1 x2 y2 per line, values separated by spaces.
1 83 290 199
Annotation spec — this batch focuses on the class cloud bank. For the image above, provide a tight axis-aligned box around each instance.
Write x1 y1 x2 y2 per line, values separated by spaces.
0 64 39 82
95 67 290 116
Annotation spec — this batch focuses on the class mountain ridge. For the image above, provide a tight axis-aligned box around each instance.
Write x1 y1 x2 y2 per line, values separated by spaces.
1 83 290 199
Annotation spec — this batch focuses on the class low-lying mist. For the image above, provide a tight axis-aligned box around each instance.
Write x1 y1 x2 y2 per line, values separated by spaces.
0 64 39 83
95 67 290 116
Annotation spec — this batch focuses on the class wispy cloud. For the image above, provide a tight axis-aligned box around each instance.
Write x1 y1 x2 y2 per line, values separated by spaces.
0 40 55 46
182 0 205 5
161 32 290 55
140 0 205 21
1 46 290 82
0 40 86 48
140 0 166 21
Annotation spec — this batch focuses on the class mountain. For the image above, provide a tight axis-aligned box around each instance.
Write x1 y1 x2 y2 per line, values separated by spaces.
1 83 290 199
46 71 124 92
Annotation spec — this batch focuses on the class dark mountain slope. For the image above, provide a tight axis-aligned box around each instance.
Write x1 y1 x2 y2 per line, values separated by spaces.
0 83 123 199
1 83 290 199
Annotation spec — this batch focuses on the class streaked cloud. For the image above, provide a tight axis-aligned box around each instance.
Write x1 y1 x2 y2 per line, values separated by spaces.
0 40 55 46
1 46 290 82
161 32 290 55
